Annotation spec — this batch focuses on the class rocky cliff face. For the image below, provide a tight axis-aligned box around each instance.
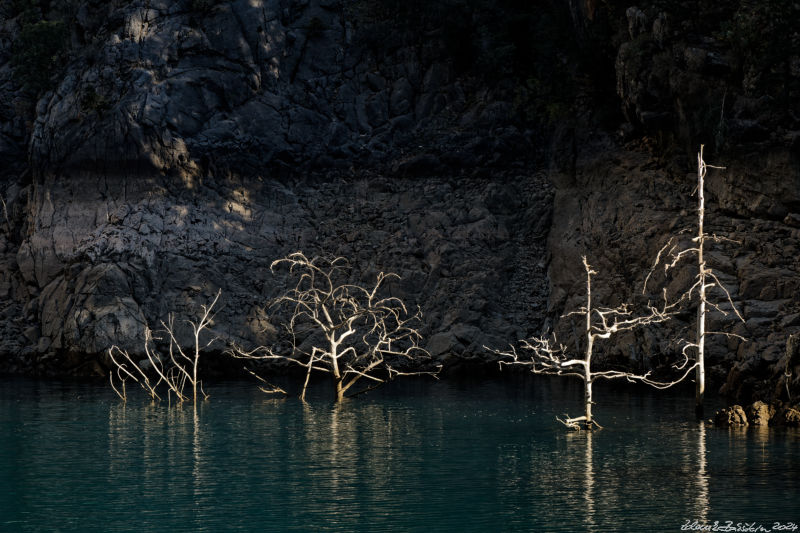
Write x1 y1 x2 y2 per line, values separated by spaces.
0 0 554 377
0 0 798 402
548 1 800 402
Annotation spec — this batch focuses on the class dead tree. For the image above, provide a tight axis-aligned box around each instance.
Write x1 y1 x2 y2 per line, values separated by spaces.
232 252 438 402
644 145 744 418
108 290 221 404
490 257 694 430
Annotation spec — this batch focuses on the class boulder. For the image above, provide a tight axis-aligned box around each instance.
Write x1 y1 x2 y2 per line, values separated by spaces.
426 331 459 358
773 406 800 427
745 401 775 426
714 405 749 427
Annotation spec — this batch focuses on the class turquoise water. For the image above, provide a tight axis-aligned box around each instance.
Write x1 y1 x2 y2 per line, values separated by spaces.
1 376 798 532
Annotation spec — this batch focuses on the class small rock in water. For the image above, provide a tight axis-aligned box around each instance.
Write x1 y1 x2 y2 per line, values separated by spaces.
714 405 749 427
774 405 800 427
746 400 775 426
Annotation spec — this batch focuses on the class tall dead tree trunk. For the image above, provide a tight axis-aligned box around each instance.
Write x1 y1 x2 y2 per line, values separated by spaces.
695 146 708 418
583 260 595 427
644 146 744 419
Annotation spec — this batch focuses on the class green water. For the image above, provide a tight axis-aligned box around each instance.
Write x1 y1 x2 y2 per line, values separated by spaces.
1 376 798 532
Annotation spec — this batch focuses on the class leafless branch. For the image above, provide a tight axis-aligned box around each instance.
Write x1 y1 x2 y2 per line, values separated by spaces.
243 367 288 396
488 256 691 430
231 252 438 401
108 290 221 404
643 146 745 416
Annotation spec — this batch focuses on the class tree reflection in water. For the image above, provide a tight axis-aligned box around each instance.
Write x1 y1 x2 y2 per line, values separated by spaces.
88 381 800 531
107 402 211 529
697 421 709 524
566 431 596 533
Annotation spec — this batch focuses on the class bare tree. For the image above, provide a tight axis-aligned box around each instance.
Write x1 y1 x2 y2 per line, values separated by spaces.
108 290 221 404
644 145 745 418
490 257 694 430
232 252 438 402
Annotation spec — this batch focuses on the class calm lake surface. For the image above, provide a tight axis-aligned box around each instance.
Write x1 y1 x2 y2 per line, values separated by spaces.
1 375 798 532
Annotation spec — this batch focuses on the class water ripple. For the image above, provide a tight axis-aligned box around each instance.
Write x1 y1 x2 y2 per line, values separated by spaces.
1 377 798 532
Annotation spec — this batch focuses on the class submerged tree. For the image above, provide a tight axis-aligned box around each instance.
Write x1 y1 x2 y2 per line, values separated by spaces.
490 257 694 430
644 145 744 418
108 290 221 404
232 252 438 402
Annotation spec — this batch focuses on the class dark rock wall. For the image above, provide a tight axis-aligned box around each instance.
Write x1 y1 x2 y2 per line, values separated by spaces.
1 0 798 402
9 167 550 376
547 1 800 402
1 0 553 376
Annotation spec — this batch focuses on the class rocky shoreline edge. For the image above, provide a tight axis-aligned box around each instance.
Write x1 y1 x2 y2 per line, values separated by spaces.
713 401 800 428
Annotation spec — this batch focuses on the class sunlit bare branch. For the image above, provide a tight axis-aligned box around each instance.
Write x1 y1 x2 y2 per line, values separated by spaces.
489 256 691 430
231 252 440 401
108 290 222 404
643 146 745 416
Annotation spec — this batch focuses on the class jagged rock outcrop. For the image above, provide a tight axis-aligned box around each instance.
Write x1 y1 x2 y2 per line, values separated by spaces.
774 406 800 427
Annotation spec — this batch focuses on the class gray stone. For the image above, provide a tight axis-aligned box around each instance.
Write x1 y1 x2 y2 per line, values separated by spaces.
427 331 458 357
626 7 648 39
390 78 414 116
